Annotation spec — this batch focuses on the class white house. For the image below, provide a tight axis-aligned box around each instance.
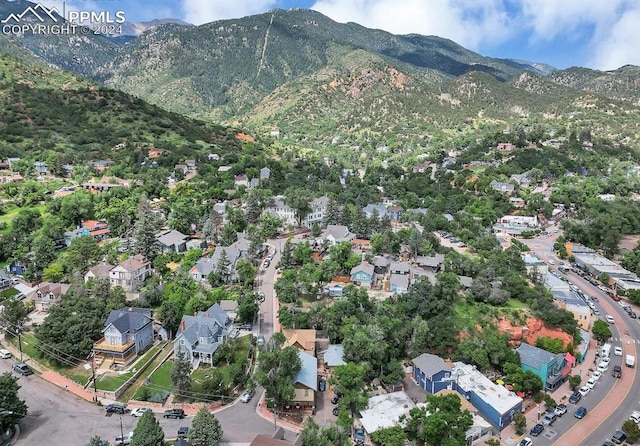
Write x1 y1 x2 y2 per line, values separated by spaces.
264 195 329 228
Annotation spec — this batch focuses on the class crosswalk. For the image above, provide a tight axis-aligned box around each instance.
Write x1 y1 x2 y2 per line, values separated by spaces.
611 337 640 343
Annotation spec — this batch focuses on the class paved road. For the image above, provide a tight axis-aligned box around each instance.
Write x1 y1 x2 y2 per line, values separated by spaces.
259 238 283 341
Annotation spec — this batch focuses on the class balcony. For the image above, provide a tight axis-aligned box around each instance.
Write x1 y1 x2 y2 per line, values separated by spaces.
93 338 135 353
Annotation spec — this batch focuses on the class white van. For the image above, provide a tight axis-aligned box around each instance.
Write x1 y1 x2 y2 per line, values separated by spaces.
626 354 635 368
601 343 611 357
606 315 615 323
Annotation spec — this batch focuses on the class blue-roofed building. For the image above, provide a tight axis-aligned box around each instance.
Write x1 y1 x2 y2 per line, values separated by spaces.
93 307 154 366
517 343 568 391
293 350 318 408
322 344 346 368
174 303 233 368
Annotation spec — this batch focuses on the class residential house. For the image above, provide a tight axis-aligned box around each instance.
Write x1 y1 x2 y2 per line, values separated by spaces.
489 180 515 194
93 307 154 366
217 165 232 173
373 256 390 275
410 266 435 285
84 262 115 283
207 153 220 161
27 282 71 312
61 164 74 177
497 142 515 153
362 203 388 219
322 344 346 368
350 262 375 287
517 342 569 391
415 254 445 272
109 254 152 293
250 430 300 446
219 300 239 321
292 350 318 409
186 238 207 251
412 353 453 394
509 197 526 208
174 164 188 176
0 271 11 289
389 261 409 275
33 161 48 175
155 229 188 253
359 391 416 435
7 261 25 276
390 274 409 294
412 161 431 173
323 284 344 298
185 160 196 170
230 233 251 257
64 220 111 247
173 303 233 368
510 173 530 187
498 215 539 228
259 167 271 180
282 329 316 356
351 239 371 252
317 224 355 246
386 206 403 221
234 174 249 189
93 160 113 172
190 246 241 283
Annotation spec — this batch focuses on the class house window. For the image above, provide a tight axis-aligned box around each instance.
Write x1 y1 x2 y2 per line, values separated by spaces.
180 339 185 345
304 389 309 397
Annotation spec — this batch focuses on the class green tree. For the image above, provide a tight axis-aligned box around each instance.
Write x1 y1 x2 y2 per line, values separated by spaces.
568 374 582 390
64 236 102 274
370 426 406 446
622 419 640 442
513 411 527 434
235 258 257 287
171 351 192 400
592 319 612 343
0 298 28 331
86 436 109 446
300 417 351 446
59 190 95 226
216 249 231 283
0 372 28 430
285 189 312 227
131 409 165 446
329 362 369 416
42 261 65 282
403 393 473 446
256 332 301 409
188 407 223 446
134 198 160 260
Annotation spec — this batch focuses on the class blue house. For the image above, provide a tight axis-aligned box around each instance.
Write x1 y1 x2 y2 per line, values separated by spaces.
174 303 232 368
323 284 344 297
7 261 24 276
350 262 375 287
412 353 453 394
517 342 568 391
93 307 154 366
390 274 409 294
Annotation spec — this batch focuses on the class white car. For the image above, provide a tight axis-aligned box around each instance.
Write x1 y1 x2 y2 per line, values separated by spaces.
131 407 151 417
591 370 602 380
578 386 590 397
597 361 609 372
585 377 597 390
614 347 623 356
606 315 615 323
0 349 11 359
602 356 611 365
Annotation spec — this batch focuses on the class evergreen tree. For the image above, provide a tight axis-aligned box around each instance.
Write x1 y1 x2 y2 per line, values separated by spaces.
131 410 165 446
171 350 192 400
86 437 109 446
0 372 27 430
134 197 159 260
325 198 342 225
285 190 312 227
188 407 223 446
216 249 231 283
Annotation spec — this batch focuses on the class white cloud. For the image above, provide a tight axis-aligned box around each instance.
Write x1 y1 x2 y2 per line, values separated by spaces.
589 7 640 70
310 0 515 50
180 0 277 25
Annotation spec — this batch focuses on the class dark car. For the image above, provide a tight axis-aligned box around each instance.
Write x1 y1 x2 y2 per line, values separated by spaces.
612 430 627 444
163 409 185 419
612 365 622 378
354 428 365 445
575 406 588 419
177 427 189 438
569 391 582 404
332 406 339 416
106 404 128 414
529 423 544 437
331 394 341 405
12 363 33 376
319 379 326 392
631 312 638 319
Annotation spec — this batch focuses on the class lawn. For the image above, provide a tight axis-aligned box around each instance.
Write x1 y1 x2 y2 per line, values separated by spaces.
0 203 47 235
0 288 19 299
94 342 166 393
132 360 172 401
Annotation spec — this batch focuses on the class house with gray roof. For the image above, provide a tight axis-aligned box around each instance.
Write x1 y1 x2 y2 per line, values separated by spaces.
412 353 453 394
517 343 568 391
489 180 515 194
389 261 409 275
350 262 375 287
322 344 346 368
373 256 391 274
0 270 12 289
390 274 409 294
190 246 241 283
292 350 318 408
155 229 188 253
174 303 233 368
93 307 154 366
416 254 445 272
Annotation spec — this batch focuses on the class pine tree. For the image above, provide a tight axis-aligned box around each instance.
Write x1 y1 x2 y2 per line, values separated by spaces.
133 197 159 260
216 248 231 282
171 351 192 400
131 410 165 446
86 437 109 446
188 407 223 446
0 372 27 430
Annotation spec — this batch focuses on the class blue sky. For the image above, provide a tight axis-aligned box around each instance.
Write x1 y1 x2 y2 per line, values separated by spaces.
45 0 640 70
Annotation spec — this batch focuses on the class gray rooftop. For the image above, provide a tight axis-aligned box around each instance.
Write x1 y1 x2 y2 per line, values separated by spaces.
390 273 409 289
155 229 188 247
104 307 152 335
517 343 556 370
411 353 451 377
295 350 318 391
323 344 346 367
351 262 374 277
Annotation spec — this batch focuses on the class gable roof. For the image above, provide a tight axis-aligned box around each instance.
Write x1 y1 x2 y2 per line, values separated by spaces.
155 229 188 247
390 261 409 273
323 344 346 367
412 353 451 377
282 329 316 352
86 262 115 279
416 254 445 268
295 350 318 391
176 303 230 346
517 342 556 370
321 225 355 242
390 274 409 289
104 307 152 335
117 254 149 272
351 262 374 277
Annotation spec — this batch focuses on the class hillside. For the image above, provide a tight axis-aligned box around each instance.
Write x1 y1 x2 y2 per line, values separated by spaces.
0 53 241 165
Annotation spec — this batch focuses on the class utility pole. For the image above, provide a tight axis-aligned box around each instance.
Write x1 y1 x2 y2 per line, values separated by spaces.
17 329 22 363
120 416 124 443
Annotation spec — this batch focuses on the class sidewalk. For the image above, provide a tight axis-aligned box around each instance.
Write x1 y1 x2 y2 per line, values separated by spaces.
255 391 303 434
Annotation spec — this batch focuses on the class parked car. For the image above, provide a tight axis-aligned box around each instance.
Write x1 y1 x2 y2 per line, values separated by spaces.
554 404 567 417
631 312 638 319
332 406 339 416
569 392 582 404
240 389 255 403
586 377 597 390
542 411 557 426
177 427 189 439
331 394 341 405
606 315 615 323
519 437 533 446
612 365 622 378
106 404 128 414
257 335 265 346
354 428 365 445
614 347 623 356
575 406 588 419
131 407 151 417
163 409 185 419
0 349 11 359
591 370 602 380
578 386 590 397
611 430 627 444
12 363 32 376
114 432 133 446
258 291 265 303
529 423 544 437
319 379 326 392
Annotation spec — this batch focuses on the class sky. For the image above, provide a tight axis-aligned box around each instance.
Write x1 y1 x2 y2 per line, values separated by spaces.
38 0 640 70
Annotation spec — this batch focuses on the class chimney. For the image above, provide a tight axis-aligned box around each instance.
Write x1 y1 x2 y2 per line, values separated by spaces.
181 320 185 331
205 313 209 318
